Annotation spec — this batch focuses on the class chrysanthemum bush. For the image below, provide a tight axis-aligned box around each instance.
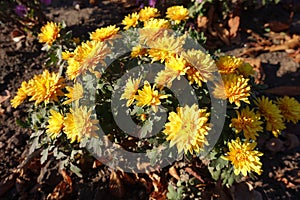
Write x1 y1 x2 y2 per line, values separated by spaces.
11 5 300 197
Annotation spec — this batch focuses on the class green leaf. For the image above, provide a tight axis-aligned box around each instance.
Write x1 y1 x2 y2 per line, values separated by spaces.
140 119 153 138
69 163 82 178
41 148 49 165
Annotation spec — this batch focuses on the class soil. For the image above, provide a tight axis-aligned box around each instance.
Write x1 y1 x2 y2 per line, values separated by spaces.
0 1 300 199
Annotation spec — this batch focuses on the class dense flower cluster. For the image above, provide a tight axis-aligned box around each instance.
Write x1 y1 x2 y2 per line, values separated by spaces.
10 4 300 188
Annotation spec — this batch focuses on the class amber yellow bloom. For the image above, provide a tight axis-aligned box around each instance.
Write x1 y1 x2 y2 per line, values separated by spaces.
120 77 142 107
38 22 60 46
122 12 139 30
276 96 300 124
46 109 64 139
166 6 189 24
238 62 255 77
216 56 244 74
143 18 170 29
148 31 185 62
212 74 250 107
66 40 110 80
230 106 263 140
66 58 81 81
64 105 99 143
63 82 83 105
131 45 147 58
62 51 75 60
139 7 159 22
90 25 120 41
26 70 65 105
135 81 168 112
11 81 29 108
165 55 187 75
155 68 179 88
223 138 263 176
163 104 210 154
139 18 170 45
254 96 286 137
181 49 217 87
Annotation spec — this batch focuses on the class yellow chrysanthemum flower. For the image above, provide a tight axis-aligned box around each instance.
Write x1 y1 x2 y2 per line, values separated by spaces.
238 62 255 77
230 106 263 140
89 25 120 41
135 81 168 112
143 18 170 29
63 82 84 105
223 138 263 176
181 49 217 87
11 81 29 108
212 74 250 107
66 40 110 80
163 104 210 154
131 45 147 58
276 96 300 124
139 7 159 22
38 21 60 46
254 96 286 137
66 58 81 81
26 70 65 105
216 56 244 74
120 77 142 107
62 51 75 60
122 12 139 30
166 5 189 24
46 109 64 139
147 31 185 62
63 105 99 143
155 68 179 88
165 55 187 75
139 18 170 45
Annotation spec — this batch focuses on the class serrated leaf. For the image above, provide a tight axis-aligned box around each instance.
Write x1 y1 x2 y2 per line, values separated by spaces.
69 163 82 178
29 136 40 154
41 148 49 165
140 119 153 138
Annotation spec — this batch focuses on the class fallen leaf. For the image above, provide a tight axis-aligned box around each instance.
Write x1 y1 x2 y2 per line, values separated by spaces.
0 173 18 197
264 21 290 32
47 170 72 200
266 34 300 52
168 166 180 180
264 86 300 96
228 15 240 38
185 167 205 183
0 90 10 104
148 172 167 200
109 170 125 198
214 23 230 45
197 15 208 29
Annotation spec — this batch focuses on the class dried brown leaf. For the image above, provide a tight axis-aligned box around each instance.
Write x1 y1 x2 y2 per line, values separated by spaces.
266 34 300 52
46 170 72 200
228 15 240 38
265 21 290 32
168 166 180 180
109 170 125 198
197 15 208 29
0 90 10 104
264 86 300 96
185 167 205 183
